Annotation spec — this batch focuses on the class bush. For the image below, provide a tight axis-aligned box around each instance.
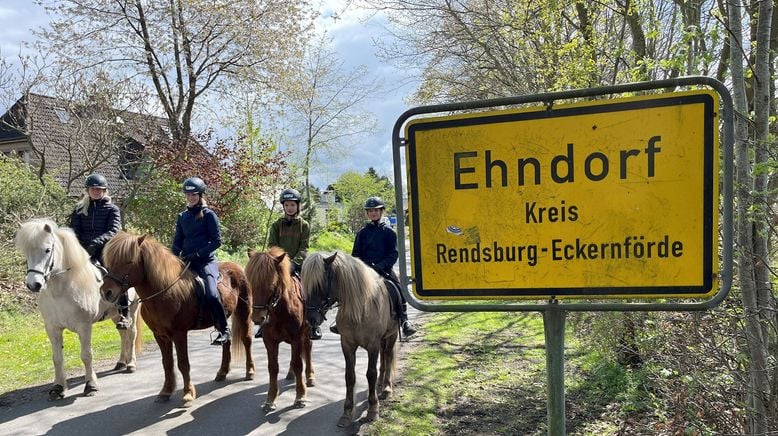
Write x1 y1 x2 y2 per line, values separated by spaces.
311 229 354 252
0 155 72 312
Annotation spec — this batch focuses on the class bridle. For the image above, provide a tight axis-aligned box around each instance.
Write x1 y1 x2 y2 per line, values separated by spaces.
305 261 338 322
26 241 69 283
252 287 281 325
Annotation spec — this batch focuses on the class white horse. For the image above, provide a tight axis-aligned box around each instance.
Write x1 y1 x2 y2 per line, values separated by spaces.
14 218 141 401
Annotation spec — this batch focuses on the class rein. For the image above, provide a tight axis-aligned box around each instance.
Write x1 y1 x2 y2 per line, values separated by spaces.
137 261 192 303
26 243 70 282
306 261 338 320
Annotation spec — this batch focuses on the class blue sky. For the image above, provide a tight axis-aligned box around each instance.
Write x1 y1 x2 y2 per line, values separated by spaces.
0 0 417 190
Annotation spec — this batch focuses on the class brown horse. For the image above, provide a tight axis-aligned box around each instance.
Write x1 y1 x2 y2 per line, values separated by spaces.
100 232 254 407
302 251 398 427
246 247 315 412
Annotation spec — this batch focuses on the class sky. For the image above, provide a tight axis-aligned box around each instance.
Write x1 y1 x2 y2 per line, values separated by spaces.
0 0 418 191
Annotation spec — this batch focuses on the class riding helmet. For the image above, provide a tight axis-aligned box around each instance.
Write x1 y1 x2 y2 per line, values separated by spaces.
182 177 207 194
364 196 385 209
84 173 108 189
279 188 302 204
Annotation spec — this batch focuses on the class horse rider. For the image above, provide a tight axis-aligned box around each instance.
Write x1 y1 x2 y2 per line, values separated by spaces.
264 188 321 340
69 173 129 329
332 196 417 338
171 177 230 346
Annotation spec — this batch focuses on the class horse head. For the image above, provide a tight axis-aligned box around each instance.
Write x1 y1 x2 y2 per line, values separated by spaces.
100 233 147 304
14 219 88 293
301 251 338 329
246 248 289 327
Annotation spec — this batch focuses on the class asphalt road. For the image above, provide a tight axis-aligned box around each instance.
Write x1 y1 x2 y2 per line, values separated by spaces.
0 308 416 436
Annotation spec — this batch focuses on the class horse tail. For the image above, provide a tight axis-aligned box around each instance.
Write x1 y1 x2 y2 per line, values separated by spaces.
134 308 144 354
230 268 252 360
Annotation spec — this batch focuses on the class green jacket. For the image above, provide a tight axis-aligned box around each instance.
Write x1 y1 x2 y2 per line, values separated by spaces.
267 215 310 265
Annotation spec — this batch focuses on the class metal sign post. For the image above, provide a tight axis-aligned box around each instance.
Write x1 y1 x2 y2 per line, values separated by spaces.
391 77 733 435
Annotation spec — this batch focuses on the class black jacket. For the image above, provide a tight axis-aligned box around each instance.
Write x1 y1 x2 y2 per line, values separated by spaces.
171 205 221 264
69 197 122 263
352 220 398 276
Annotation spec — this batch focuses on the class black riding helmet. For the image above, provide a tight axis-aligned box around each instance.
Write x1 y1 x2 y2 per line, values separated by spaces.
182 177 206 194
279 188 302 203
364 196 385 209
85 173 108 189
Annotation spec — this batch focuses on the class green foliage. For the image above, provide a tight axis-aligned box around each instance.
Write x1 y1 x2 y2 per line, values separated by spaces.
331 169 396 233
310 229 353 252
0 156 72 288
123 174 181 245
219 197 273 252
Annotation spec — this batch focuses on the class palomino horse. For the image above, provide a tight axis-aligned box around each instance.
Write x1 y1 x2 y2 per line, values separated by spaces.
246 247 315 412
100 232 254 407
14 218 141 401
302 251 398 427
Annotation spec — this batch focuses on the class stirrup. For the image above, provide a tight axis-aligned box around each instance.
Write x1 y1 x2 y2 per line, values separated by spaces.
401 320 417 337
211 329 231 346
311 326 322 340
115 315 131 330
255 326 263 339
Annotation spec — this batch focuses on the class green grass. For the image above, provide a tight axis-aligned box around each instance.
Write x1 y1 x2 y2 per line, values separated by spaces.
0 311 154 396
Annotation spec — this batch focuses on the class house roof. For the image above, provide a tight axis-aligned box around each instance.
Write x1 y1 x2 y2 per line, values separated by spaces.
0 93 170 196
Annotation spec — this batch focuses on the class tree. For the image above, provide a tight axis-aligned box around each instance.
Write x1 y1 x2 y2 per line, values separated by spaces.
281 32 381 220
36 0 313 148
331 168 394 233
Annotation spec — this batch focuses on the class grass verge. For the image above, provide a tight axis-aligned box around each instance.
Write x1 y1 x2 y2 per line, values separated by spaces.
0 310 155 397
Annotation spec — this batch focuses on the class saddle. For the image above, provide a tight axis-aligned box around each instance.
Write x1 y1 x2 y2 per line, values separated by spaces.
382 278 403 321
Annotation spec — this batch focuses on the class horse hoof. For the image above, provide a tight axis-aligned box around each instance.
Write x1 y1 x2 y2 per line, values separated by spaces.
48 385 65 401
182 399 194 408
245 372 254 381
214 373 227 382
306 379 315 387
114 362 127 371
293 399 307 408
83 382 99 396
262 402 276 413
126 365 137 374
379 389 392 400
363 411 379 422
337 416 352 428
155 395 171 403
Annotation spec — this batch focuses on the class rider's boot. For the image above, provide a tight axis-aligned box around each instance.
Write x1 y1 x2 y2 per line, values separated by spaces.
210 304 231 346
115 293 131 330
400 304 417 337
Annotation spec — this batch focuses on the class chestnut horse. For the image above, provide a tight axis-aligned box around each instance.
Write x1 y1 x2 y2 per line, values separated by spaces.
14 219 141 401
100 232 254 407
302 251 398 427
245 247 315 412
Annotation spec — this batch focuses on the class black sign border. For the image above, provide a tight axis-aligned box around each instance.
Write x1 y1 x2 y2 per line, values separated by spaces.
407 93 716 298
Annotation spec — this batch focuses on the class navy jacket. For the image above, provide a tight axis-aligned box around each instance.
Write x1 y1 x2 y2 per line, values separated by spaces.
352 220 398 276
69 197 122 262
171 205 221 264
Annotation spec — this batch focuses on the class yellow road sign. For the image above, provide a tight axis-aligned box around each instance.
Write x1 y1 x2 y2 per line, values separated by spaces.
405 90 719 300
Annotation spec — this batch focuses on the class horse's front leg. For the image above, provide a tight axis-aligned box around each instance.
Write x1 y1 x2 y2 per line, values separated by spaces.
116 298 140 372
45 324 67 401
154 335 176 403
363 347 380 422
173 333 195 406
379 335 398 400
303 334 315 387
337 342 358 428
290 339 307 408
263 339 280 412
75 323 99 396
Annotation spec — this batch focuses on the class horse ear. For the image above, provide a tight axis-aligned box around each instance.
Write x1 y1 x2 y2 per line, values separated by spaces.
273 252 287 264
43 223 52 233
324 252 337 266
138 234 147 246
247 248 256 258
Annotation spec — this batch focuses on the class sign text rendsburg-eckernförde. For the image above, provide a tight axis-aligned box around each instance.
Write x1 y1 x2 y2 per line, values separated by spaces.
405 91 719 299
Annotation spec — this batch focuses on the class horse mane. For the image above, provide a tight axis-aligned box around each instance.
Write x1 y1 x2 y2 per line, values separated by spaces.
15 218 95 290
246 246 291 297
303 251 381 324
104 232 194 299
